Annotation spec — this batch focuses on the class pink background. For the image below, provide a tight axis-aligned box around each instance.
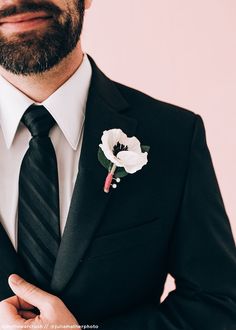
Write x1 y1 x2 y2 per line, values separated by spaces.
82 1 236 298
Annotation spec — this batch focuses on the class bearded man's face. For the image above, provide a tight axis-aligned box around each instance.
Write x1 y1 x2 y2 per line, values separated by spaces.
0 0 85 75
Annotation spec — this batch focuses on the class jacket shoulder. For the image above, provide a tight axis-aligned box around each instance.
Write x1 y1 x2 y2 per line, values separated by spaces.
114 81 197 122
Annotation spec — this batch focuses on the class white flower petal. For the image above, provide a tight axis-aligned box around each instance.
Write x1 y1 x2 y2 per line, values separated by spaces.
99 143 115 162
125 136 142 153
112 157 125 167
100 129 128 161
99 143 125 167
101 129 127 151
99 129 149 173
117 151 148 174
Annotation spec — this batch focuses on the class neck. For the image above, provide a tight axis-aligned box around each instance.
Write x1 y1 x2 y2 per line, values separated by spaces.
0 43 84 103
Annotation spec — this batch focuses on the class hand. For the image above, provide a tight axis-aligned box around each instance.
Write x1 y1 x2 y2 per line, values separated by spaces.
0 274 80 330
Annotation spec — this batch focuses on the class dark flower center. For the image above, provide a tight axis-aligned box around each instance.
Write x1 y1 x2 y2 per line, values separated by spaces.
113 142 128 156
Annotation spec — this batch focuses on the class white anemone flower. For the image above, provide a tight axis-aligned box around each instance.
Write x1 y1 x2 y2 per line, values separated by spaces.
99 129 148 174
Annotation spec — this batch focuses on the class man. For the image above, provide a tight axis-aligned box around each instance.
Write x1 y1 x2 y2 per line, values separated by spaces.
0 0 235 329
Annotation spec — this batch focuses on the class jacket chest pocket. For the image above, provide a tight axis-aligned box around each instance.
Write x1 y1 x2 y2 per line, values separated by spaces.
84 217 162 261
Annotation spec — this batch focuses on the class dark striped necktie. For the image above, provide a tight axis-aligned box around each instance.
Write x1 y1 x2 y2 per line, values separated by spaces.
18 105 61 290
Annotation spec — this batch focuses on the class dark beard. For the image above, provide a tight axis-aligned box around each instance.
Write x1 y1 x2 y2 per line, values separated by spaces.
0 1 85 75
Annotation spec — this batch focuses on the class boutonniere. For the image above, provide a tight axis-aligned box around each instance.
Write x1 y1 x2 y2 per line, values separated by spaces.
98 129 150 193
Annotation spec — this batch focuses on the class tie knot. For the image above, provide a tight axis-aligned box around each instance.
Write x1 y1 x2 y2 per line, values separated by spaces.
21 105 55 137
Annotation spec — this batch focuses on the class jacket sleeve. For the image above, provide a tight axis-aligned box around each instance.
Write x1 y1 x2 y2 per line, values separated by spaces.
98 115 236 330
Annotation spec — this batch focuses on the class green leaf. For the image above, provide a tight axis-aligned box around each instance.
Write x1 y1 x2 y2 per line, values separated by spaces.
141 145 150 153
98 147 112 171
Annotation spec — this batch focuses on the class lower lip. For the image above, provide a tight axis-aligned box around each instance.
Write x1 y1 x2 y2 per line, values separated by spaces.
0 17 52 33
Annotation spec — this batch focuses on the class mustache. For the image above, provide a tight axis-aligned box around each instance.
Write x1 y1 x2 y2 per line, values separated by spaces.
0 2 62 19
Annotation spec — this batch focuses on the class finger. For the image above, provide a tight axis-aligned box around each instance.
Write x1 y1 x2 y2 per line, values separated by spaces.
3 295 34 310
0 298 18 320
19 310 37 320
8 274 54 310
2 296 20 308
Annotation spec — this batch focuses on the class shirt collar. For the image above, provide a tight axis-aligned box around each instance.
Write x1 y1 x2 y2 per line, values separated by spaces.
0 54 92 150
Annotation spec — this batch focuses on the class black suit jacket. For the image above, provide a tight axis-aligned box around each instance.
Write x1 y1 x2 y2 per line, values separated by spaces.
0 57 236 329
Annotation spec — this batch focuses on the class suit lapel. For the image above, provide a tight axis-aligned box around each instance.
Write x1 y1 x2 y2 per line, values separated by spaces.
51 58 137 292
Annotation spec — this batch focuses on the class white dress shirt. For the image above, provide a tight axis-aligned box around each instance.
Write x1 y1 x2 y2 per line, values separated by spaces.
0 54 92 250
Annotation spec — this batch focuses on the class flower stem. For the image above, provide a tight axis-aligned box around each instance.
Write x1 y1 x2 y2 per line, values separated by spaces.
110 163 117 175
104 164 117 193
